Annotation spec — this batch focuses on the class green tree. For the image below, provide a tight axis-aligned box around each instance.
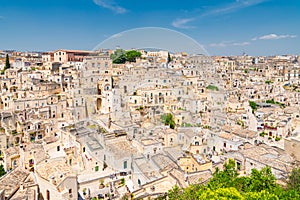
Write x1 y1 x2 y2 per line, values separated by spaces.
164 163 300 200
265 80 273 84
5 54 10 70
266 99 276 104
199 187 244 200
161 113 175 129
125 50 141 62
245 190 279 200
249 101 257 113
208 159 238 189
111 49 141 63
110 49 126 64
206 85 219 91
288 168 300 193
167 52 172 63
247 167 276 192
168 185 183 200
0 164 6 177
1 54 11 74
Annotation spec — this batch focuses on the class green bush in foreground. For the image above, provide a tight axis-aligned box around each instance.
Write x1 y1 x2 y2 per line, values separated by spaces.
161 159 300 200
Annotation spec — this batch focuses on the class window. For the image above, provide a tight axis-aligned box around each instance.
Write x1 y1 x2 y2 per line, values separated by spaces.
123 161 127 169
46 190 50 200
69 189 72 198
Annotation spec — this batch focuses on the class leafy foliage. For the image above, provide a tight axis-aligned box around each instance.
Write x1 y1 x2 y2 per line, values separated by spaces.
163 159 300 200
1 54 10 74
266 99 276 104
288 168 300 193
265 99 285 108
206 85 219 91
275 136 281 141
249 101 257 112
161 113 175 129
110 49 141 64
110 49 127 64
265 80 273 84
125 50 141 62
260 132 266 137
0 164 6 177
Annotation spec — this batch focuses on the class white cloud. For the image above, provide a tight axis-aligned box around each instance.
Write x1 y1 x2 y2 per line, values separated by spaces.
171 18 195 29
232 42 250 46
201 0 268 17
252 34 297 41
93 0 127 14
209 41 250 47
172 0 268 29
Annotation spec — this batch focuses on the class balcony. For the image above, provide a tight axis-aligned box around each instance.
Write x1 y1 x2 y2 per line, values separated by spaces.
264 125 277 131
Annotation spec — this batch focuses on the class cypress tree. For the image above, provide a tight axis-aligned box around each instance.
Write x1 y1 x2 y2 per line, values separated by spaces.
5 54 10 70
2 54 11 74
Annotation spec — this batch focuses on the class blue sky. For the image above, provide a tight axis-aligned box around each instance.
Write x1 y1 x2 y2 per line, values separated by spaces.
0 0 299 55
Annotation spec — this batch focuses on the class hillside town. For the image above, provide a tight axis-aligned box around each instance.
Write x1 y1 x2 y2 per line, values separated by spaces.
0 49 299 200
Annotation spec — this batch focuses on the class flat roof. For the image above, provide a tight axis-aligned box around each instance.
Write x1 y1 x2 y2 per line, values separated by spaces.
85 136 103 151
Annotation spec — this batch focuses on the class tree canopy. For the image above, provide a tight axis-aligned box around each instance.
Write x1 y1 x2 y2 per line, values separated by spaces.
161 113 175 129
249 101 257 113
206 85 219 91
1 54 11 74
0 164 6 177
288 167 300 193
125 50 142 62
110 49 126 64
110 49 141 64
163 159 300 200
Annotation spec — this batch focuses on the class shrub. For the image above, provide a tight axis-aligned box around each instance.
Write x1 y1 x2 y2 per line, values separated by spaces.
275 137 281 141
